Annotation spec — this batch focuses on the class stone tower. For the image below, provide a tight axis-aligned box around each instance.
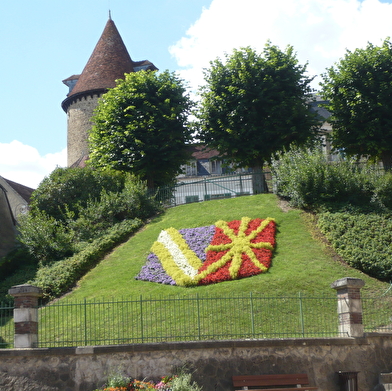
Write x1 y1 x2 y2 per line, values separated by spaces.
62 15 157 167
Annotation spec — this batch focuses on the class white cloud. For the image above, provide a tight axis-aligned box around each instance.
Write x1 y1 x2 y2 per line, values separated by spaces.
170 0 392 91
0 141 67 189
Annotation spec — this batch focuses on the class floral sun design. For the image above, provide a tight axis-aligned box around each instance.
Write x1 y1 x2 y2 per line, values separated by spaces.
135 217 276 286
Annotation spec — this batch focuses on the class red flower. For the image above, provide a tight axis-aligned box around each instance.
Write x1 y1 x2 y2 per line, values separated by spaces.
197 218 276 285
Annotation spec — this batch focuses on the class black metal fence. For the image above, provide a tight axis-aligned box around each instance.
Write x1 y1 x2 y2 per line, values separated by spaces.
152 171 272 207
2 292 392 348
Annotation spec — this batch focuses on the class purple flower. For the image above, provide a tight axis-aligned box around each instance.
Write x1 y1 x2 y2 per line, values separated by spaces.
179 225 215 261
135 253 176 285
136 225 216 285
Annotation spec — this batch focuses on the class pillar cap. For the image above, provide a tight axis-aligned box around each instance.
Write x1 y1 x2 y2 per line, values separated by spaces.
8 284 43 298
331 277 365 290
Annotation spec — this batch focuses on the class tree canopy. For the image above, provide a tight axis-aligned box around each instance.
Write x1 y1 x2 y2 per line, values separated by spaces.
196 44 320 170
89 70 193 188
320 39 392 170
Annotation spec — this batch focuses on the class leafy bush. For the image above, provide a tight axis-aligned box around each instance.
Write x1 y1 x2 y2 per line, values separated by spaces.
271 147 381 209
0 245 34 281
17 172 161 265
171 370 203 391
0 263 38 302
29 167 126 221
17 210 75 266
373 172 392 209
32 219 143 301
69 176 160 241
317 211 392 280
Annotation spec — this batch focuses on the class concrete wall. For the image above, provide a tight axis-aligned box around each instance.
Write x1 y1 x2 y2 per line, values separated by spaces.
1 334 392 391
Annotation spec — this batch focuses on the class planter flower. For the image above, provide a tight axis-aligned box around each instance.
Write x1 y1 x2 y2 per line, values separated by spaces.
136 217 276 286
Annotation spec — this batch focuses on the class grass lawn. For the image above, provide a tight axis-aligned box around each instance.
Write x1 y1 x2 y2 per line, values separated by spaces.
3 193 390 348
65 193 388 300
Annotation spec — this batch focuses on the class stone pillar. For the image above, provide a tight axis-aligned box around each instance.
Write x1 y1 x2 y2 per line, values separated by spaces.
331 277 365 337
8 284 43 348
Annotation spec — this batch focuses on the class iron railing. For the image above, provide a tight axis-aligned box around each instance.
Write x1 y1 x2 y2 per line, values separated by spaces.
362 293 392 333
0 301 14 348
151 171 273 207
36 294 342 347
3 293 392 349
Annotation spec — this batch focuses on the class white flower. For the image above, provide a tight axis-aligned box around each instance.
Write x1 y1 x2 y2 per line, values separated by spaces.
157 230 199 278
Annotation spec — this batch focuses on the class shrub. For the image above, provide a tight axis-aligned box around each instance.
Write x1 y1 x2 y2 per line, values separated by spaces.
373 171 392 209
69 176 161 241
29 167 126 221
317 211 392 280
271 147 380 209
0 245 34 281
171 370 203 391
17 172 161 265
32 219 143 301
17 210 75 266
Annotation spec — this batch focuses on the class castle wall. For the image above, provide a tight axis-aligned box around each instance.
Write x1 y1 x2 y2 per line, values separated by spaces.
66 94 102 166
0 335 391 391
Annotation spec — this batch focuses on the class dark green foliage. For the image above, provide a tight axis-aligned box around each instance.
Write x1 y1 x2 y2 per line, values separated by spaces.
320 39 392 169
373 172 392 209
0 246 34 280
0 263 38 303
197 45 320 169
32 219 143 301
11 167 160 302
30 167 125 221
273 147 392 280
68 176 161 242
17 210 76 266
89 70 193 188
272 148 380 209
318 212 392 280
17 170 160 265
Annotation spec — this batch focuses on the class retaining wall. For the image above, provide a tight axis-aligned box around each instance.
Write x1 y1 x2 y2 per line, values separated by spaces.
1 334 392 391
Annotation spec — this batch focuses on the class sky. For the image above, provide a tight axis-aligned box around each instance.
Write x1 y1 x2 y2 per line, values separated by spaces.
1 0 392 189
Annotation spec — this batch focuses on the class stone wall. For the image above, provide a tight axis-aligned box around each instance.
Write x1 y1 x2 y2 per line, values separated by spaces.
1 334 392 391
67 94 101 166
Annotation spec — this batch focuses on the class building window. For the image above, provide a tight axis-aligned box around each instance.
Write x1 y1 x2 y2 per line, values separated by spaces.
185 161 197 176
210 160 221 174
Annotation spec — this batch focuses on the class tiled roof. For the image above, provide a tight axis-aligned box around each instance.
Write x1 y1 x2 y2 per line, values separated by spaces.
68 19 136 97
2 178 35 203
187 144 221 160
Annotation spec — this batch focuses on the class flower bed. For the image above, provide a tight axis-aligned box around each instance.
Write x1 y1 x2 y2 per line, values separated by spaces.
136 217 276 286
94 373 201 391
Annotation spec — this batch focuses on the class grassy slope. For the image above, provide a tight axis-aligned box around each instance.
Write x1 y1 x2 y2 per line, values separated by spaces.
65 194 387 301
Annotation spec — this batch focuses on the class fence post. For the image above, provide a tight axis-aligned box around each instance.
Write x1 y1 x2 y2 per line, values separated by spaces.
331 277 365 337
8 284 43 348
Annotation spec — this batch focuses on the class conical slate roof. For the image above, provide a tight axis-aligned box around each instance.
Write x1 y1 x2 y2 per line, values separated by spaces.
68 18 134 97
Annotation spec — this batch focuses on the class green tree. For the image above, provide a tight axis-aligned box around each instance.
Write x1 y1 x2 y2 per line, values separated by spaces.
89 70 193 188
320 39 392 170
197 44 320 191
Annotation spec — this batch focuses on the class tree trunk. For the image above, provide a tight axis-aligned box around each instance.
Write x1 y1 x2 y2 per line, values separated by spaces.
251 165 267 194
381 151 392 171
146 176 155 190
